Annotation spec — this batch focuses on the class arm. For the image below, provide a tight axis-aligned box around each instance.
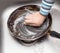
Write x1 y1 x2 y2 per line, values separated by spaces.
40 0 54 16
24 0 55 26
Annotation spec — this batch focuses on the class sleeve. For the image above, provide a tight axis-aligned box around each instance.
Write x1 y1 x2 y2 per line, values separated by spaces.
40 0 55 16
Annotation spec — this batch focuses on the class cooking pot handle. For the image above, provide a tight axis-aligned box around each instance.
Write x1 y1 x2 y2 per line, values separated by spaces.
49 31 60 39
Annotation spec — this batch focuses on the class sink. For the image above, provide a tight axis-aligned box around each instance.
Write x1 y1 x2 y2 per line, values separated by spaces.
0 0 60 53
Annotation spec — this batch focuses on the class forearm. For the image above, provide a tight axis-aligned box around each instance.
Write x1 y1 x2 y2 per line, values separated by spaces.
40 0 55 16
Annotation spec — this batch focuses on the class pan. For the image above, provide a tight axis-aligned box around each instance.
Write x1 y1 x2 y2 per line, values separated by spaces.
7 4 60 45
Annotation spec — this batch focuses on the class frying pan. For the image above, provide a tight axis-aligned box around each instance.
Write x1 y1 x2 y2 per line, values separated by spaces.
7 4 60 45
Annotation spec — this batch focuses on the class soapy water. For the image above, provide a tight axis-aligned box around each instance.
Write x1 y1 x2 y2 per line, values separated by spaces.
11 8 49 37
13 8 34 32
12 11 49 37
13 12 37 36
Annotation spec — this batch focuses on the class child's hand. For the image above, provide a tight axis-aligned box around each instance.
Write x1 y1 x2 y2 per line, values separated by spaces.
24 12 46 26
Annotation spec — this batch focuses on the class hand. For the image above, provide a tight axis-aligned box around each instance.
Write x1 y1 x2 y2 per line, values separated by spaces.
24 12 46 26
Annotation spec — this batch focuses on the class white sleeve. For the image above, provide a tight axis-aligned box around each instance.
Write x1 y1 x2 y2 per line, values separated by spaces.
40 0 54 16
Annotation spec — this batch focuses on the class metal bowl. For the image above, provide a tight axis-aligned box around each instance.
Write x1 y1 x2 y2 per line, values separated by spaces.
7 5 52 42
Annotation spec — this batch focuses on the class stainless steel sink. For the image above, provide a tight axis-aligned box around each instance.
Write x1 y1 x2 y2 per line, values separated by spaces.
0 0 60 53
